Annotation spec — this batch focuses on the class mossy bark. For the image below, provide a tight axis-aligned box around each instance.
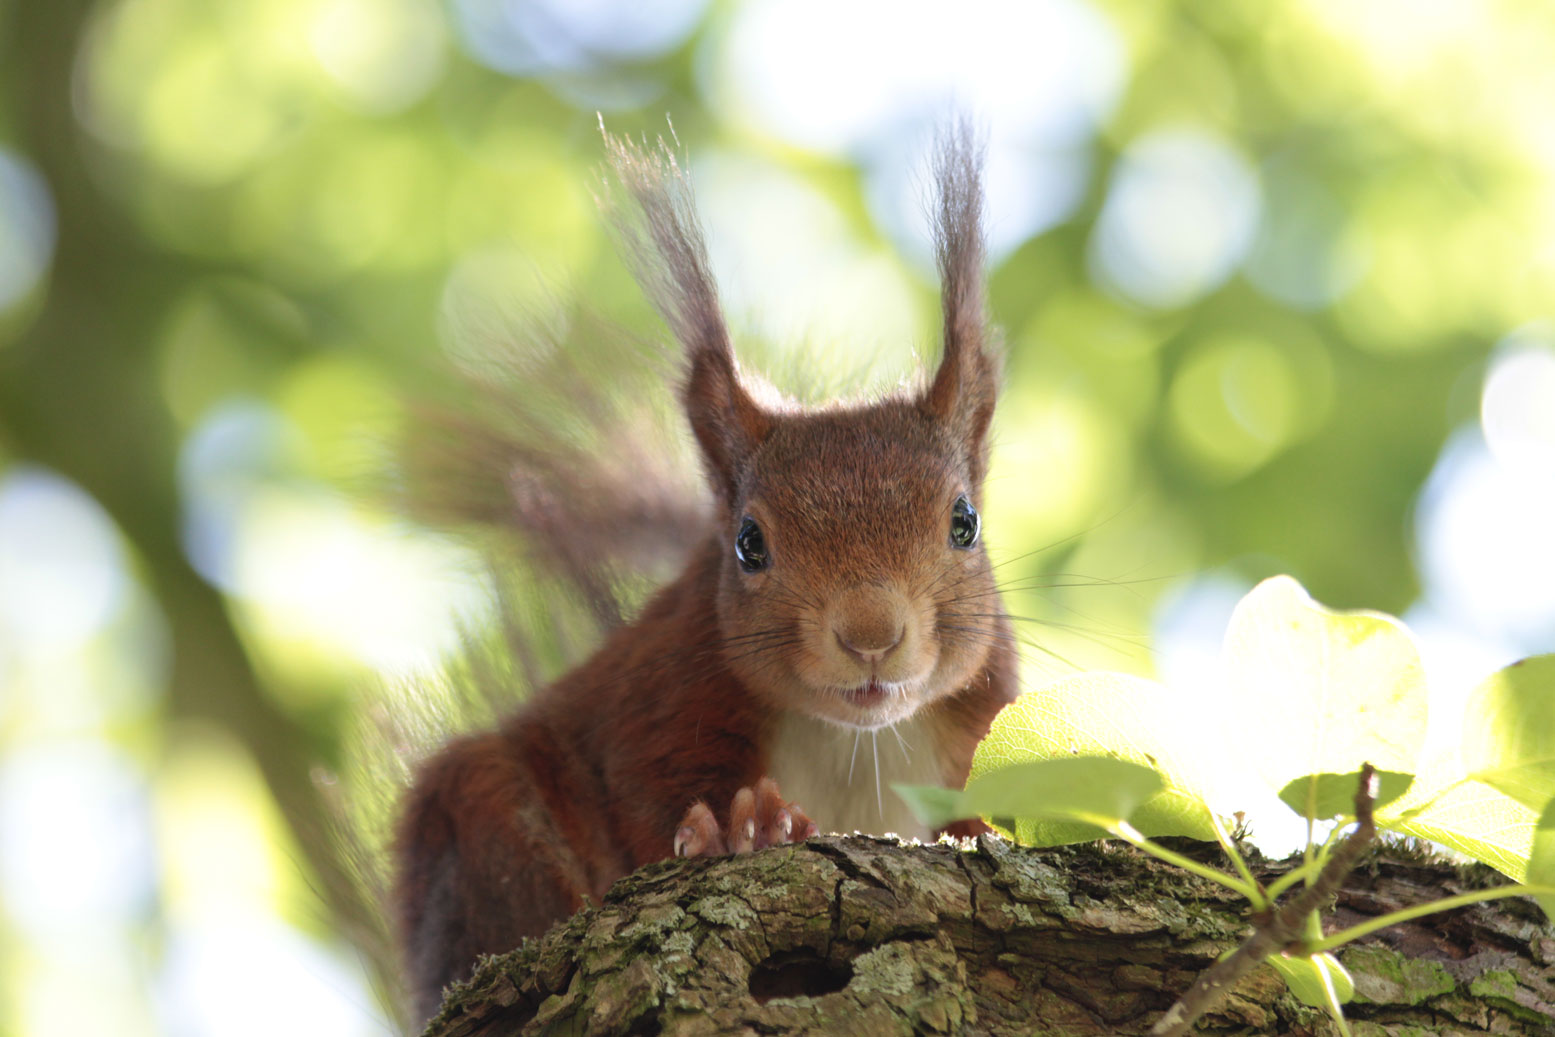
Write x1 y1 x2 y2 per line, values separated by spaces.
422 835 1555 1036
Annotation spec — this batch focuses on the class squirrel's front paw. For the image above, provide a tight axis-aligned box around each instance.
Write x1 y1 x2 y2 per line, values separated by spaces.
674 777 818 857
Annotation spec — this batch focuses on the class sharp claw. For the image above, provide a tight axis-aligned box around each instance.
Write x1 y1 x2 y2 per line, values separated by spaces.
777 808 792 838
674 826 693 857
743 818 756 842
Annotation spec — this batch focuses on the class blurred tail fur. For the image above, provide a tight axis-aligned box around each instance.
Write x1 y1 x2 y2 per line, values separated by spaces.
400 300 712 630
324 238 719 1029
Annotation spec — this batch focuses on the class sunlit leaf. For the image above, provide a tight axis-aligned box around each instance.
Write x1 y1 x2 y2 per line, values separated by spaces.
1266 951 1355 1007
966 673 1222 845
1277 770 1413 821
1528 800 1555 924
1460 656 1555 812
1377 749 1535 881
892 784 966 831
1223 576 1428 799
896 757 1162 836
962 757 1162 825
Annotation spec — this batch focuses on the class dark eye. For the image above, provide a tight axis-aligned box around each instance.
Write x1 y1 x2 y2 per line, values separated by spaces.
950 495 980 549
735 517 770 573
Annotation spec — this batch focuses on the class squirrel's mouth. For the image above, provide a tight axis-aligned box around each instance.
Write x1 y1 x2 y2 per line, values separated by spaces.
819 678 920 730
809 676 922 729
841 679 891 708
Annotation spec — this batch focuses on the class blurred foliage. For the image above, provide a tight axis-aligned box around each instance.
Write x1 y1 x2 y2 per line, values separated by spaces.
2 0 1554 1031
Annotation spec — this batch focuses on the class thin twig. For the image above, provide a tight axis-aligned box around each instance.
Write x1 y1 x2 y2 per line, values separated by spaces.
1150 764 1379 1037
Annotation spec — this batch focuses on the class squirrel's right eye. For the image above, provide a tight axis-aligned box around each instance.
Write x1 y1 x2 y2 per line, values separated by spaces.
950 495 980 549
734 517 770 573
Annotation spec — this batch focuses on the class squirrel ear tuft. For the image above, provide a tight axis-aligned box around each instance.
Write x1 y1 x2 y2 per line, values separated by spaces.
684 348 772 507
921 120 999 483
601 126 770 505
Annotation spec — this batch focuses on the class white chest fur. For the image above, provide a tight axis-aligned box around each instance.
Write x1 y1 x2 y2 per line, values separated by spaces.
766 711 948 841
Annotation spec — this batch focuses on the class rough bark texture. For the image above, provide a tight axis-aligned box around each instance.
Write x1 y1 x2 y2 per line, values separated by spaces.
422 835 1555 1036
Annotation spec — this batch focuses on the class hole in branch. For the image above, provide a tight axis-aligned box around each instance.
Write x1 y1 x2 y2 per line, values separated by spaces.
748 950 853 1003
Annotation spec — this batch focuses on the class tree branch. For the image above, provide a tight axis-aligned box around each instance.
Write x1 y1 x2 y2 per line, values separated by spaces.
424 826 1554 1037
1152 764 1380 1036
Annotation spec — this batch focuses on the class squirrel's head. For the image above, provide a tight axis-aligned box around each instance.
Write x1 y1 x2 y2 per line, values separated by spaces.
608 123 1004 729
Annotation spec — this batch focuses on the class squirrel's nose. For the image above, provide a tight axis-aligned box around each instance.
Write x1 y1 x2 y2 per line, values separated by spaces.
835 625 905 664
831 584 909 666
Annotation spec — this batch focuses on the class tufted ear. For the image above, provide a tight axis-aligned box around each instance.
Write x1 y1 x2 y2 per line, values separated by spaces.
920 121 1000 484
680 342 772 509
603 128 772 507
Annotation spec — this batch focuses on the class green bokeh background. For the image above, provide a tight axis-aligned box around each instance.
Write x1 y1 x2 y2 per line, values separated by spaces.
2 0 1553 1032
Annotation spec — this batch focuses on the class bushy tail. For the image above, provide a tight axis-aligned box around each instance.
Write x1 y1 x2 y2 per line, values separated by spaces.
399 300 712 631
329 238 717 1028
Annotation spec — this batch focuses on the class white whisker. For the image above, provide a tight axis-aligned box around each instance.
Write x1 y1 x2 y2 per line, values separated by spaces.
872 730 882 820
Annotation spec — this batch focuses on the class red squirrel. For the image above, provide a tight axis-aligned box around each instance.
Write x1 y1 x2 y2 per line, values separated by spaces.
394 125 1019 1021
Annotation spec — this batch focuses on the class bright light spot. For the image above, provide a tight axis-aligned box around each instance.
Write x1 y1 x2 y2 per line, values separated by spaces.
452 0 709 75
987 384 1128 550
0 468 129 650
1090 128 1262 309
276 353 400 483
309 0 447 113
232 490 488 676
178 402 488 677
21 945 158 1037
1166 334 1318 481
694 152 922 365
1402 603 1522 761
444 129 598 271
1150 572 1308 855
152 732 388 1035
1151 573 1248 696
179 402 303 589
143 41 289 185
0 741 154 943
232 130 449 279
709 0 1123 256
1481 326 1555 479
1019 291 1165 425
0 150 56 314
311 132 446 272
155 732 290 920
1305 0 1483 88
1416 428 1555 652
1334 173 1512 353
864 134 1091 266
157 917 387 1037
709 0 1123 156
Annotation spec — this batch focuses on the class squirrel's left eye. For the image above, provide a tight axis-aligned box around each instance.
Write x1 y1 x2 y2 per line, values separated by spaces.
950 495 980 549
735 517 771 573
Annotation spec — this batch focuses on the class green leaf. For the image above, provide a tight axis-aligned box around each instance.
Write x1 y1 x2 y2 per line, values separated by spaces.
896 757 1161 837
967 672 1222 845
1277 770 1414 821
1266 951 1355 1008
1528 799 1555 924
1222 576 1428 799
892 784 967 831
960 757 1163 827
1460 655 1555 812
1376 748 1536 881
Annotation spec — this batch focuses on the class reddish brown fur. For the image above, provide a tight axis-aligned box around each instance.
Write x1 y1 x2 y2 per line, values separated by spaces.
395 123 1019 1021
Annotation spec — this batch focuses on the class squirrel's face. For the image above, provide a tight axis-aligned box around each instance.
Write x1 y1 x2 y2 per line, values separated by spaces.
714 404 1002 730
609 120 1004 727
